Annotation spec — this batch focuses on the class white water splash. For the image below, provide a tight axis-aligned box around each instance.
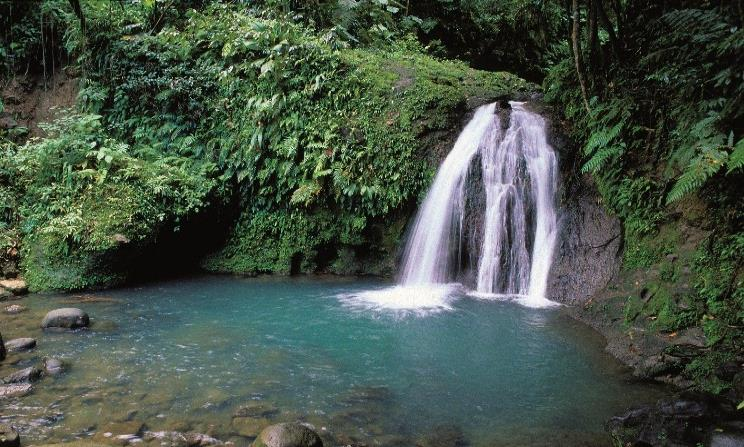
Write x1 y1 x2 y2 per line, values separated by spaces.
338 284 461 317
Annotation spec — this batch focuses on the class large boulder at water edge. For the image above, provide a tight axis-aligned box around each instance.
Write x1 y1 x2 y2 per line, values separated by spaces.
252 423 323 447
42 308 90 329
4 337 36 352
0 279 28 296
0 424 20 447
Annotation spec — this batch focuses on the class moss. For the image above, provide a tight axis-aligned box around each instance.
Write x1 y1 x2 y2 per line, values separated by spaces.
205 48 531 276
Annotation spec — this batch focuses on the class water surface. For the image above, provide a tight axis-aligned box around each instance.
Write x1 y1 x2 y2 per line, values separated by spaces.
0 276 665 446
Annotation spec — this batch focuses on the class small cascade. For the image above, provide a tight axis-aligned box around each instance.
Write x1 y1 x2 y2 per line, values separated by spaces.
399 101 558 307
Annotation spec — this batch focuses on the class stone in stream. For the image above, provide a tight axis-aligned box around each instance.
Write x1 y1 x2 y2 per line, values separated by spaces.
41 308 90 329
92 421 145 445
2 366 42 384
0 288 11 301
4 337 36 352
0 424 20 447
145 431 222 447
4 304 26 314
0 383 32 399
252 423 323 447
44 357 65 376
0 279 28 296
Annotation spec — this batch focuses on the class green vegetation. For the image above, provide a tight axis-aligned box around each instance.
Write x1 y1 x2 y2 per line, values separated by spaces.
1 0 741 391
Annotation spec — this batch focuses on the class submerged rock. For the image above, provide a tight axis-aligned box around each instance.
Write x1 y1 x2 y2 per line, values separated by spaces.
0 383 33 398
44 357 65 376
234 403 280 418
4 337 36 352
2 366 42 384
42 308 90 329
232 417 271 438
145 431 222 447
4 304 26 314
252 423 323 447
0 424 20 447
93 421 145 445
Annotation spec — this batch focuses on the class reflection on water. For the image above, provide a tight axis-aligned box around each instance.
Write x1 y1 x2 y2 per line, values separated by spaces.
0 275 667 446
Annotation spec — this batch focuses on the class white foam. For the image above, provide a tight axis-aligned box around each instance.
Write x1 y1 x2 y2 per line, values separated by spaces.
338 284 462 316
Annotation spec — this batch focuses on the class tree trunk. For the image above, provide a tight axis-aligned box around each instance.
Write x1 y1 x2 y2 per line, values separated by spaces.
572 0 591 112
67 0 85 34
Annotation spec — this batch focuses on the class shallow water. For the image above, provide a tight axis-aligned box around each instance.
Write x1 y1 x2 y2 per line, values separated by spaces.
1 276 666 446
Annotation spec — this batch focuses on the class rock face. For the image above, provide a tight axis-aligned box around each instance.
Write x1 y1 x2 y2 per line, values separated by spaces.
4 337 36 352
252 423 323 447
0 424 20 447
41 308 90 329
546 175 622 305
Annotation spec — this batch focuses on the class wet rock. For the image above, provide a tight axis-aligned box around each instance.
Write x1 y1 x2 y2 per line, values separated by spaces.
715 361 741 382
547 177 623 305
4 337 36 352
0 332 5 361
232 417 271 438
0 279 27 296
93 421 145 445
417 424 468 447
670 327 707 349
252 423 323 447
42 308 90 329
712 429 744 447
606 392 735 447
0 289 11 301
0 424 20 447
45 357 65 375
234 403 280 419
0 383 33 398
2 366 42 384
145 431 222 447
4 304 26 314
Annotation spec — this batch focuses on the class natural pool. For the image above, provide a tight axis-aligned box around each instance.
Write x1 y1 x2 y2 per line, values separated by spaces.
1 276 667 446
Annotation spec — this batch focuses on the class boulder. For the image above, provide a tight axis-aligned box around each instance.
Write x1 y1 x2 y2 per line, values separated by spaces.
44 357 65 376
0 384 32 399
0 332 5 361
41 308 90 329
4 304 26 314
2 366 42 384
0 279 27 296
0 424 20 447
252 423 323 447
4 337 36 352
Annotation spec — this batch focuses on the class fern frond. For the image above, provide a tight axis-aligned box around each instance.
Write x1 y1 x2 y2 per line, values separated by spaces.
581 145 624 174
666 148 727 203
726 138 744 174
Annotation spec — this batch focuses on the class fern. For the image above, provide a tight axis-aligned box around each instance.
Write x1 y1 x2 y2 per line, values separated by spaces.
666 148 728 204
581 144 624 174
726 138 744 174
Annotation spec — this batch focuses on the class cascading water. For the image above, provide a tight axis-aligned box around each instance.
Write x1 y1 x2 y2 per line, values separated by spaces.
400 101 558 308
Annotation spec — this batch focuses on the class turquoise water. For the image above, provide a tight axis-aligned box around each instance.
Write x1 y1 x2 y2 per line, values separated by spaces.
1 276 665 446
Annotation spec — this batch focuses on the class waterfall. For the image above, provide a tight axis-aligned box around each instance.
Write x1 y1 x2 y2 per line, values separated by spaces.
399 101 558 307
